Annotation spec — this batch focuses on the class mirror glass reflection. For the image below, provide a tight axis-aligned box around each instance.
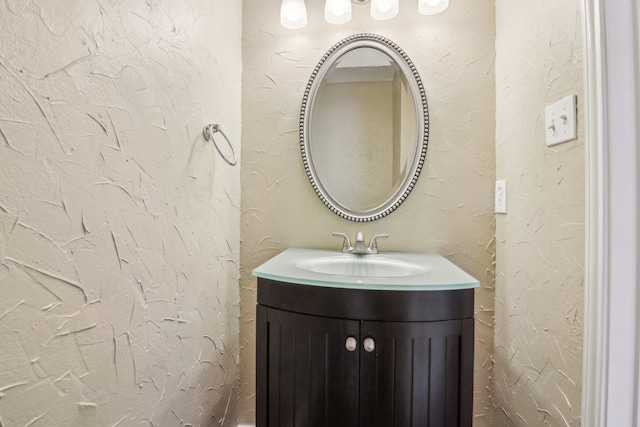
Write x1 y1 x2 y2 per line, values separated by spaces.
309 47 418 212
301 35 428 222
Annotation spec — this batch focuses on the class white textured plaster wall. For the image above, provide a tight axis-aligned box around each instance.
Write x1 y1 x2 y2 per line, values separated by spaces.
240 0 496 424
494 0 584 425
0 1 241 426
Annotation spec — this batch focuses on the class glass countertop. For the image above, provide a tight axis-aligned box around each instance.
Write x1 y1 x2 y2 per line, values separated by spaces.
252 248 480 291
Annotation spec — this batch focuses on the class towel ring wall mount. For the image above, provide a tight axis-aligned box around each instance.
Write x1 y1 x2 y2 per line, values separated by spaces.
203 124 238 166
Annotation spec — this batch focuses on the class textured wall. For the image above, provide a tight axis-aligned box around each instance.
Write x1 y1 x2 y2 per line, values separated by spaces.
240 0 496 424
494 0 584 425
0 1 241 426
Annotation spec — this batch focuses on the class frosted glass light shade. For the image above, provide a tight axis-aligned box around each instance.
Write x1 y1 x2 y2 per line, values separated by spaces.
281 0 307 29
418 0 449 15
325 0 352 25
370 0 399 20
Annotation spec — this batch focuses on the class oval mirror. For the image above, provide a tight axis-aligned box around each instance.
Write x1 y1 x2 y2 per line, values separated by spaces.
300 34 429 222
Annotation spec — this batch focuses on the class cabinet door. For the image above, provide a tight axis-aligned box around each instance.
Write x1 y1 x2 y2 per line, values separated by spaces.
359 318 473 427
257 306 360 427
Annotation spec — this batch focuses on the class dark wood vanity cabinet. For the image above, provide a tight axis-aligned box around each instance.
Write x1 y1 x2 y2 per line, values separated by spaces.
256 278 474 427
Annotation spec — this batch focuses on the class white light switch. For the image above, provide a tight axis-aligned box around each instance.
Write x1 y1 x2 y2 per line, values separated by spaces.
495 180 507 214
545 95 577 147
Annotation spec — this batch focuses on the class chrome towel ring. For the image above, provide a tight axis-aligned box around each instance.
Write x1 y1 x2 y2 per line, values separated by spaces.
203 124 237 166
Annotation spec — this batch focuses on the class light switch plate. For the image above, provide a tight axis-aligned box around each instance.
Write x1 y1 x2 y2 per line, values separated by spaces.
545 95 577 147
495 180 507 214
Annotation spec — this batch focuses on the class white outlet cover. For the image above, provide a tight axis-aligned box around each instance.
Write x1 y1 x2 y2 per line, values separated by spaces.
495 179 507 214
545 95 577 147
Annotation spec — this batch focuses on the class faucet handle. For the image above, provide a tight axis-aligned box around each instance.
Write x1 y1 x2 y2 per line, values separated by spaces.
332 232 353 253
367 234 389 253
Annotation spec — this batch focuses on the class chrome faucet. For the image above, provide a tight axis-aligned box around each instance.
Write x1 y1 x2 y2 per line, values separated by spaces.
332 232 389 254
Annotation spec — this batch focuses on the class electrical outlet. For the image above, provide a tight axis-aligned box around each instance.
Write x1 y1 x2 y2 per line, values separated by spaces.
495 180 507 214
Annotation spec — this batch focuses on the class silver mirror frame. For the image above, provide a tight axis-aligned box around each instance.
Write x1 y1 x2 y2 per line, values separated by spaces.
300 33 429 222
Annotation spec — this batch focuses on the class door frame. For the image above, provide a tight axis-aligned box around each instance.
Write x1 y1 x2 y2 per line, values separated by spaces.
582 0 640 425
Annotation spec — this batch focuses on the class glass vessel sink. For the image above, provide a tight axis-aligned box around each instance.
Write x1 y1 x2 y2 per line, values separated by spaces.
253 248 479 291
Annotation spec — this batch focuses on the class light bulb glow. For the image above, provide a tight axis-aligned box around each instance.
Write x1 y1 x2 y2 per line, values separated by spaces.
378 0 392 11
281 0 308 29
370 0 399 20
418 0 449 15
325 0 352 24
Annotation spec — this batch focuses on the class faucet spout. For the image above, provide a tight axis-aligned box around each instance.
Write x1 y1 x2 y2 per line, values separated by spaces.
332 232 388 254
353 232 367 254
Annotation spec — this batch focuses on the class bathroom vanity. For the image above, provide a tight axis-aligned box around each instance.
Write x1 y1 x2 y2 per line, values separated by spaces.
255 31 479 425
253 248 479 427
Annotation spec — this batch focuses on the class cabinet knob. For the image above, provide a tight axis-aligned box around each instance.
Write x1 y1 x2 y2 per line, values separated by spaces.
345 336 358 352
363 337 376 352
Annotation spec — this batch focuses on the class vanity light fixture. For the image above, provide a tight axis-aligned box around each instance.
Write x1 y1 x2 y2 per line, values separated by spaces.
280 0 449 29
370 0 399 20
280 0 308 29
418 0 449 15
325 0 352 24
